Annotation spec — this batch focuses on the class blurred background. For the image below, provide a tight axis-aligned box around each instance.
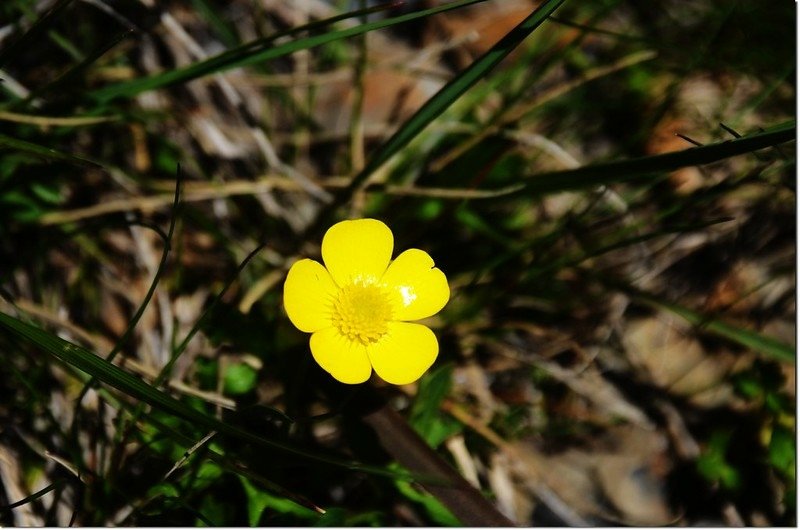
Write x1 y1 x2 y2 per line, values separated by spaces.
0 0 795 526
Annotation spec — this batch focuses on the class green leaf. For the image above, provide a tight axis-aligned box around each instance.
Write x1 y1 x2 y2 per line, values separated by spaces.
409 364 463 448
239 476 318 526
224 363 258 395
697 431 741 491
768 425 795 479
146 483 181 501
29 183 63 204
393 466 461 527
191 460 224 490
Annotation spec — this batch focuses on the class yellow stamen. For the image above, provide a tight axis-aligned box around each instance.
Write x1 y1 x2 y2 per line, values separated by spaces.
331 281 393 345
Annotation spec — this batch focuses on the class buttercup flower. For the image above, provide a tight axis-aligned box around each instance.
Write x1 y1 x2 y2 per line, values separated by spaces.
283 219 449 385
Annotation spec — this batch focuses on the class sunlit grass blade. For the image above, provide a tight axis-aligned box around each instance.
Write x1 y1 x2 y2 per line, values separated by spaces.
0 111 118 127
0 134 102 168
0 311 417 480
635 291 795 363
91 0 489 102
513 121 794 195
599 278 795 363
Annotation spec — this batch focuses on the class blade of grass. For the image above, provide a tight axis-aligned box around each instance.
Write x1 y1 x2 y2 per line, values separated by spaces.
91 0 489 102
70 171 182 454
344 0 567 195
429 48 658 173
0 480 67 510
0 111 119 127
0 311 421 481
0 133 102 168
42 349 325 516
596 276 795 363
635 290 794 363
509 121 795 195
524 216 735 282
307 0 567 238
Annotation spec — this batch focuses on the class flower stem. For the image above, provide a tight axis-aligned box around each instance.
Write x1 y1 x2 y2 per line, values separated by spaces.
356 386 516 526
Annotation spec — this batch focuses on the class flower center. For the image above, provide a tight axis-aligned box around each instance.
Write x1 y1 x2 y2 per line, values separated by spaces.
331 281 393 345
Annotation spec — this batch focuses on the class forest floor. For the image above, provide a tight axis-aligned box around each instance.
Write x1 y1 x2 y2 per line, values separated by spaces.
0 0 795 526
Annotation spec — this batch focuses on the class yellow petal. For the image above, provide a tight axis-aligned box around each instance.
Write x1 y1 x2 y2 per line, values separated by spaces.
322 219 393 286
310 327 372 384
283 259 337 333
380 249 449 321
367 322 438 385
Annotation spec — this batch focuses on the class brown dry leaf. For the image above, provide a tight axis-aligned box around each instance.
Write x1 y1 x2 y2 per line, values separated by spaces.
422 0 535 68
645 74 732 194
645 115 704 194
623 313 743 407
510 426 674 525
453 362 497 423
704 259 768 315
511 441 603 522
593 426 674 526
534 357 654 428
100 289 129 338
313 68 440 137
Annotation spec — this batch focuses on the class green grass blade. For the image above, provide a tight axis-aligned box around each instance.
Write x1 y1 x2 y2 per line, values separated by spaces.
0 311 415 479
91 0 489 102
634 292 795 363
0 133 102 168
514 121 795 195
345 0 567 194
295 0 567 240
71 175 181 446
599 278 795 363
136 411 324 515
41 349 324 515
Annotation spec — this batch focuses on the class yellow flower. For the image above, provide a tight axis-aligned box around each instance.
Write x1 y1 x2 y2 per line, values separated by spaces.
283 218 449 385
